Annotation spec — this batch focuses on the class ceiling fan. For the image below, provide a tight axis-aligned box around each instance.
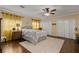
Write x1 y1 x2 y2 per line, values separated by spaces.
42 8 56 16
20 5 25 8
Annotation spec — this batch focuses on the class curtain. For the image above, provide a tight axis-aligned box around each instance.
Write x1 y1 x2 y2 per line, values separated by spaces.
32 19 40 30
1 12 23 41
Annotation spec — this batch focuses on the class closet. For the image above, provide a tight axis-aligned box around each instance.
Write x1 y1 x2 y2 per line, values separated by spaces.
56 19 76 39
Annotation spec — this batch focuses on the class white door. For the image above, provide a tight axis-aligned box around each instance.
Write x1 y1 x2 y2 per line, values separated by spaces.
69 20 76 39
64 20 70 38
56 20 76 39
56 20 65 37
40 21 52 35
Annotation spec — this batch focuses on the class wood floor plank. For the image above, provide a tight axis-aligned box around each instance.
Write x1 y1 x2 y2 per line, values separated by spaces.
1 40 30 53
1 37 79 53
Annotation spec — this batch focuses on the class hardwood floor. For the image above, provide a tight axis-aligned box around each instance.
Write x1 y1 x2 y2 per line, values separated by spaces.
48 35 79 53
1 37 79 53
60 39 79 53
1 40 30 53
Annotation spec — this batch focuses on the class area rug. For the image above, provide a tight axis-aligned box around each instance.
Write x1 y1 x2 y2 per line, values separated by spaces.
19 37 64 53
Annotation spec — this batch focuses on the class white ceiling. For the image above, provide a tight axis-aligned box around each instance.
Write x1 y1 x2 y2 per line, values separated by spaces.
0 5 79 19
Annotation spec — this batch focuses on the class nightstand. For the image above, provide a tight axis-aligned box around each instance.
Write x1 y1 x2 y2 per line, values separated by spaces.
12 31 22 40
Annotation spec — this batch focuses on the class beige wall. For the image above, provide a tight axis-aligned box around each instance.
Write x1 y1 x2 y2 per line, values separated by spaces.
21 13 79 35
22 16 32 27
59 14 79 29
51 17 57 35
51 14 79 35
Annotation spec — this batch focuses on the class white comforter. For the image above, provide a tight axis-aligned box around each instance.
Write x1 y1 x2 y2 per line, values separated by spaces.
22 29 47 45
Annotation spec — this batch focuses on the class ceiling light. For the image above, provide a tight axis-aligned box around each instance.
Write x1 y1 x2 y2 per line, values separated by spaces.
44 13 50 16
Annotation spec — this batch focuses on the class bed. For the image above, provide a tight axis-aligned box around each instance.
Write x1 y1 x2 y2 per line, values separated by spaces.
22 28 47 45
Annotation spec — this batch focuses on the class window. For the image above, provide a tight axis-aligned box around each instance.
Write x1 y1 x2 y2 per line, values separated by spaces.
32 19 40 30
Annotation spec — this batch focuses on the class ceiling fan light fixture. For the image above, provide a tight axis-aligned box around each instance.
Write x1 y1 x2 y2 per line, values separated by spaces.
42 8 56 16
44 13 50 16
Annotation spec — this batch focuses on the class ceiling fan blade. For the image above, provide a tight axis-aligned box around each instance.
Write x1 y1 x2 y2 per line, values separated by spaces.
42 9 45 11
46 8 49 13
51 9 56 12
20 5 25 8
50 13 55 14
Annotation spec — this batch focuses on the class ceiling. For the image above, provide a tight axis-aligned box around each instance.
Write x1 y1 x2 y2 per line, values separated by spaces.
0 5 79 19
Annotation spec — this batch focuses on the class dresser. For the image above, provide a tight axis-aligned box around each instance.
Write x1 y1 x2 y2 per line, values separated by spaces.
12 31 22 40
75 32 79 43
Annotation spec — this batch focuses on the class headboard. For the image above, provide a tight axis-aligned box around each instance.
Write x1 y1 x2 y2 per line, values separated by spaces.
22 26 32 29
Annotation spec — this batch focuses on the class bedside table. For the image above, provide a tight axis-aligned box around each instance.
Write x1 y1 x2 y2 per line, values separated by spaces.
12 31 22 40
